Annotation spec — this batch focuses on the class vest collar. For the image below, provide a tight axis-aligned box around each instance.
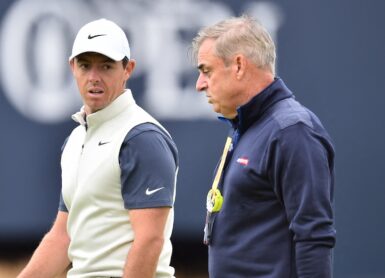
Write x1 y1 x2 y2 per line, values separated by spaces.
72 89 136 127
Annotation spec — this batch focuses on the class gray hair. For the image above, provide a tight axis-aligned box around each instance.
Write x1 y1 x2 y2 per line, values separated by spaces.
192 15 276 75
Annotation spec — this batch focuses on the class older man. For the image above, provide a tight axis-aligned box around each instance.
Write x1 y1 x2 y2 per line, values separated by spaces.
193 15 336 278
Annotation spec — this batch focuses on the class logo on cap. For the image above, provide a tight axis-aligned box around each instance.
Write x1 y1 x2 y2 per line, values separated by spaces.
88 34 106 39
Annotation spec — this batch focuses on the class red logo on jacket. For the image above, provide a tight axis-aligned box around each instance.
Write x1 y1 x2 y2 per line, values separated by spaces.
236 157 249 166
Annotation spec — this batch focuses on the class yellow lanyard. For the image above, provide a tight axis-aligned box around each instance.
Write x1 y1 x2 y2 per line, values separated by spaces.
212 136 232 192
207 136 232 212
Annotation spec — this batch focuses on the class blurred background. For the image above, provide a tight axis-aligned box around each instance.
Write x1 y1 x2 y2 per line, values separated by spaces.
0 0 384 277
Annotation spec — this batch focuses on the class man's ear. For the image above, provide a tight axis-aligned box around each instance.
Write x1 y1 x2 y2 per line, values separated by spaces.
234 54 247 80
69 59 75 75
125 59 136 78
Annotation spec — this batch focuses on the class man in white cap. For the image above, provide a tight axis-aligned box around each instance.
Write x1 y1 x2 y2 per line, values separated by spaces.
18 18 178 278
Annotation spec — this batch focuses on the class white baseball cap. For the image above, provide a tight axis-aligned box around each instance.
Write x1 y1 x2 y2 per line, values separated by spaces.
69 18 130 61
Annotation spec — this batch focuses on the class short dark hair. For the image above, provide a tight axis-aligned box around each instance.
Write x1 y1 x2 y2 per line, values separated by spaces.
122 56 129 68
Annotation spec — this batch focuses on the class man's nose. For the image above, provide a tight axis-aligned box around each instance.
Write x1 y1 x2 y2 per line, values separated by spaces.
196 73 207 92
88 67 101 83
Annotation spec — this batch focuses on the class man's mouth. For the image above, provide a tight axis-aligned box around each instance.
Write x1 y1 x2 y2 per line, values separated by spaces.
88 89 103 95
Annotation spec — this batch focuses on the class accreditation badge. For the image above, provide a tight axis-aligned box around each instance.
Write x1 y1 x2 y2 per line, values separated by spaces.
206 188 223 213
204 188 223 245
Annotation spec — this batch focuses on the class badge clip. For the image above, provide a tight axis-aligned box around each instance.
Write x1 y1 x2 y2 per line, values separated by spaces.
206 188 223 213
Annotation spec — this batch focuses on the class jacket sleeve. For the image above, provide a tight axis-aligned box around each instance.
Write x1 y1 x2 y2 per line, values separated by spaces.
269 122 336 277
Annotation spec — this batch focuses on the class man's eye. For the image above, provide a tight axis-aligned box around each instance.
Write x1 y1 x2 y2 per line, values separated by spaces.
102 64 112 70
79 63 89 69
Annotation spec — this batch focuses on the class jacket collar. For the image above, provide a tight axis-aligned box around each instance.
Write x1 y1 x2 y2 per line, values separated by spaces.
220 78 293 134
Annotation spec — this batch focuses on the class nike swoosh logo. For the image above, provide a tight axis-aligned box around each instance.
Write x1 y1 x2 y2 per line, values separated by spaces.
88 34 106 39
98 141 110 146
145 187 164 195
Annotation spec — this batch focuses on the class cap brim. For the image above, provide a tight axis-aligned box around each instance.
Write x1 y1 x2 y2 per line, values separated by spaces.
69 46 125 61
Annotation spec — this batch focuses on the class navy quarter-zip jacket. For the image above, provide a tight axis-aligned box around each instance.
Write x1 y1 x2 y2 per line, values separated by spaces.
209 78 336 278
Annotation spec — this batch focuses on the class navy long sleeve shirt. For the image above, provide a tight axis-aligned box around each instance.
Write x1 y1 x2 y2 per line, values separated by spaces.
208 78 336 278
